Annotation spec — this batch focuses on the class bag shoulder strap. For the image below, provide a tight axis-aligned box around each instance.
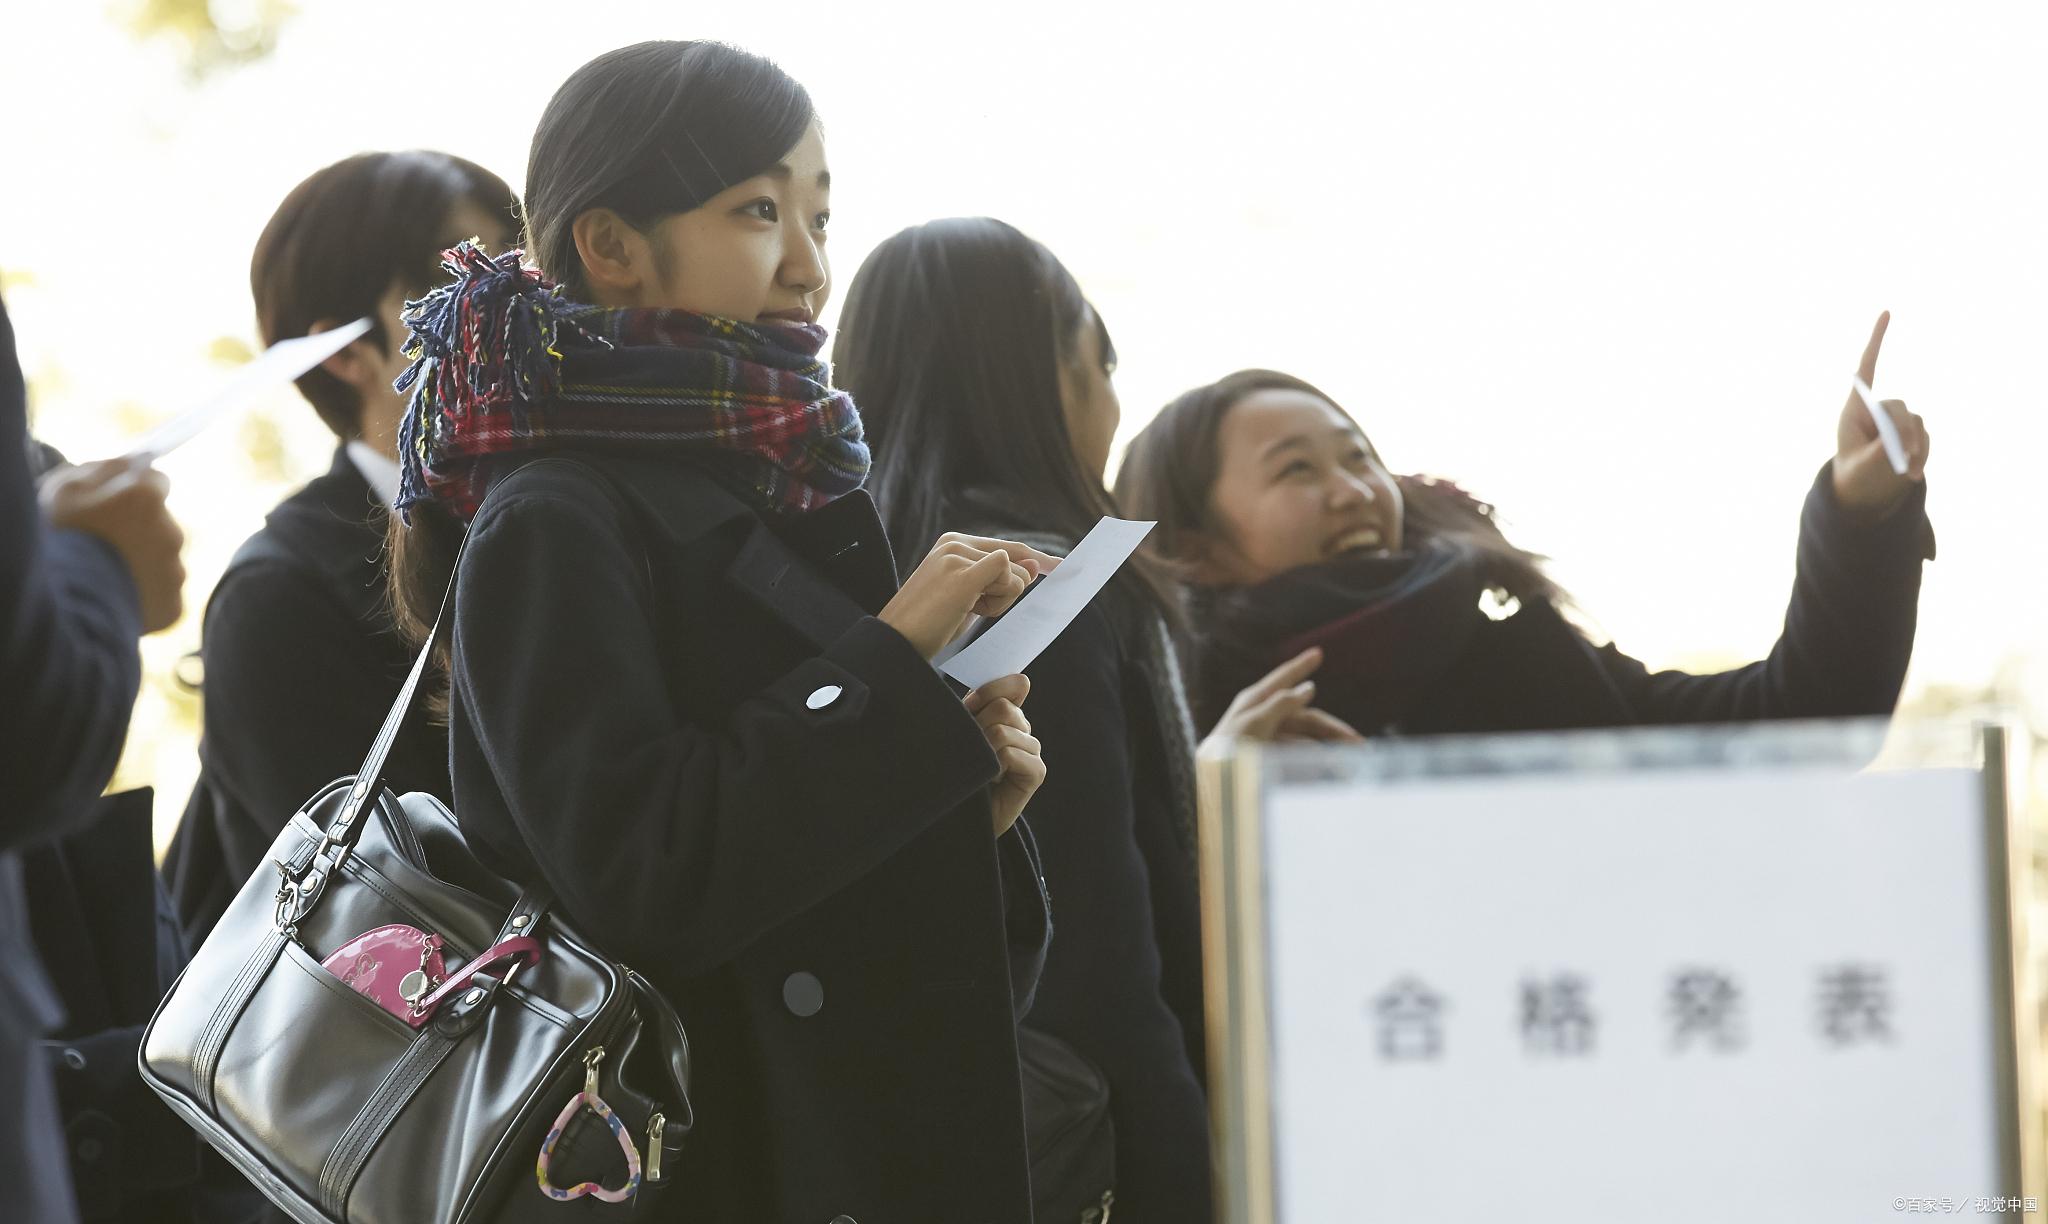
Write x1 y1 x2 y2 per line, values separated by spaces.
275 527 469 925
283 460 646 924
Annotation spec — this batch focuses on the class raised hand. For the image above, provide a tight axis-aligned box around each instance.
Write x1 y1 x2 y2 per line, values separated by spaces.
39 455 186 633
1198 646 1364 759
1832 311 1930 520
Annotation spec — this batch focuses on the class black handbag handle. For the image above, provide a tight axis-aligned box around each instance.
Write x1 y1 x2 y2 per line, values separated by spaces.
276 528 472 931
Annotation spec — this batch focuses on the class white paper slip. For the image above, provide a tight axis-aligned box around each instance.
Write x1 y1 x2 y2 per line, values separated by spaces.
127 318 374 461
930 611 990 669
939 517 1157 690
1849 375 1910 476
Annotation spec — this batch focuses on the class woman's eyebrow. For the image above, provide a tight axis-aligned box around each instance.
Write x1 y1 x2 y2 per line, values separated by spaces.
761 165 831 189
764 164 832 191
1258 434 1311 461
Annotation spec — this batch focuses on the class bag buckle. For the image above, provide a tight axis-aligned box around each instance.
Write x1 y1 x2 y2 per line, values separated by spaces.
272 865 309 938
272 823 358 936
272 857 334 937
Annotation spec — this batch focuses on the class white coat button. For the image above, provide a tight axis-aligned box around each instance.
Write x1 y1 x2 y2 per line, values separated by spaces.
783 972 824 1018
805 685 843 711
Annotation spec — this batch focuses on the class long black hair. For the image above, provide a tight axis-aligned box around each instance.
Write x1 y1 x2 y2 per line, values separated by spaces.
389 41 815 700
1114 368 1565 608
834 217 1181 625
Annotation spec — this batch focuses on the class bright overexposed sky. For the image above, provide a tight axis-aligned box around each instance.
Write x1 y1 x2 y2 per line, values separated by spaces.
3 1 2045 837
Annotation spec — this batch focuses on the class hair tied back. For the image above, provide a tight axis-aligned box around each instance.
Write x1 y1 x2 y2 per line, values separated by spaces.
393 242 608 518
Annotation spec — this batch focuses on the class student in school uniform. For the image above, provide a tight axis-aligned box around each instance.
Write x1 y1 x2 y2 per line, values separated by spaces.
1115 317 1934 740
1 292 190 1222
837 216 1360 1222
385 44 1057 1223
164 151 519 942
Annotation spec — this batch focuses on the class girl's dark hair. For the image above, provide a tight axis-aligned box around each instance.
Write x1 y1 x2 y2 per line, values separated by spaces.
521 41 814 298
389 42 813 703
1113 368 1564 607
834 217 1181 627
252 150 517 439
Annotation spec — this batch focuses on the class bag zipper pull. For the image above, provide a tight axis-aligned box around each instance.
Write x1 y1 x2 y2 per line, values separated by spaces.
644 1111 666 1182
583 1046 605 1098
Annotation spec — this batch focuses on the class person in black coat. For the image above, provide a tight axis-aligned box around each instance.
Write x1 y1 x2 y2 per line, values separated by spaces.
0 292 186 1223
164 151 519 941
385 44 1058 1221
838 218 1359 1223
1116 317 1935 738
19 443 268 1223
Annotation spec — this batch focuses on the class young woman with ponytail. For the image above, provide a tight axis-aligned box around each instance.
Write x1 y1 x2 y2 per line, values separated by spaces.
387 43 1055 1222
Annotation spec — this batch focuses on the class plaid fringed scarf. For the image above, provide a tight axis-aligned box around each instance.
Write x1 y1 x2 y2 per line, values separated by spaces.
393 242 870 523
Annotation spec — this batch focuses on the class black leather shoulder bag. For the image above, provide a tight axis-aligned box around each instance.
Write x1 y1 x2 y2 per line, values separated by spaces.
140 527 693 1223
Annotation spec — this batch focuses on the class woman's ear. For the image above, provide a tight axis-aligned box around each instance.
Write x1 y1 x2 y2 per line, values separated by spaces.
309 317 378 391
571 208 648 303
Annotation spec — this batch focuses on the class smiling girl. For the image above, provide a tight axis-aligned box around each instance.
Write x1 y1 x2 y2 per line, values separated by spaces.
1117 317 1935 740
386 43 1056 1222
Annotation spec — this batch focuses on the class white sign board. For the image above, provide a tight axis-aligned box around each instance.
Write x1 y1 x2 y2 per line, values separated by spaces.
1204 722 2031 1224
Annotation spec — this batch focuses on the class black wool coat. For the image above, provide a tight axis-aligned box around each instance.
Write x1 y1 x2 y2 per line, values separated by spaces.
1 294 143 1224
448 454 1051 1224
164 448 450 943
22 790 272 1224
951 505 1213 1224
1004 598 1211 1222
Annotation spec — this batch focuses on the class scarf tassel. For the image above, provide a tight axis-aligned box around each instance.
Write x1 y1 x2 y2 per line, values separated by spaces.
394 242 609 519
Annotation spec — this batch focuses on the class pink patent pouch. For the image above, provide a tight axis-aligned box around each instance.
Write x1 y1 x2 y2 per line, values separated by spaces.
321 923 452 1025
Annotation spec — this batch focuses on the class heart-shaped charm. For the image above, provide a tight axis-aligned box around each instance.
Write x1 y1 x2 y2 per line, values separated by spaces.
536 1048 641 1204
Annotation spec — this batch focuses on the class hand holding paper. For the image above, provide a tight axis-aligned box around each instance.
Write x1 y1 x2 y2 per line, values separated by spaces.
939 517 1155 690
880 532 1064 660
39 456 186 633
1831 311 1930 516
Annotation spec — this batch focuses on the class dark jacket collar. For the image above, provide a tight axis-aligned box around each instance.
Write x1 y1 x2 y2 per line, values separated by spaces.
555 452 899 652
223 447 388 625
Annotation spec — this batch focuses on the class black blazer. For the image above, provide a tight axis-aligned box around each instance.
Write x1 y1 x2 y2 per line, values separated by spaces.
164 448 450 942
447 454 1050 1223
1 294 144 1224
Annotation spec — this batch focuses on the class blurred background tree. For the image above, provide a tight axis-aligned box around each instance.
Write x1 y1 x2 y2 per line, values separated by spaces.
113 0 296 79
